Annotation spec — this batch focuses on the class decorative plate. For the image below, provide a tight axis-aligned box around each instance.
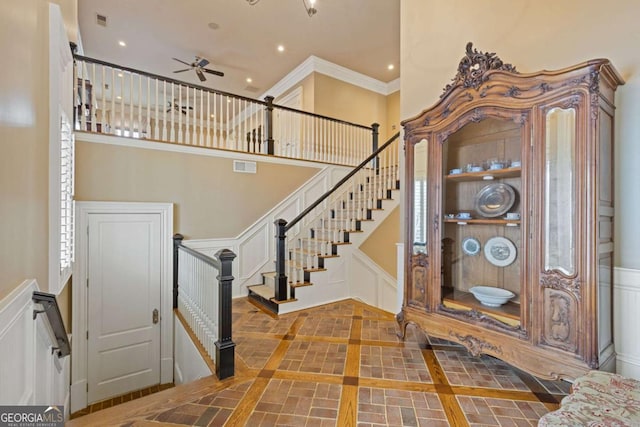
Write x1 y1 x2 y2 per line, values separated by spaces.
473 183 516 218
462 237 481 256
484 236 517 267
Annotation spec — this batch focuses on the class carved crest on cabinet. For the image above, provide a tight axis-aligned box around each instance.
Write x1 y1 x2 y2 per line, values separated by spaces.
441 42 517 99
450 332 502 356
540 271 581 299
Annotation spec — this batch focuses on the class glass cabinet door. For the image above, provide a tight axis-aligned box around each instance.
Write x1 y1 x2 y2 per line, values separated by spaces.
544 107 576 276
413 139 428 255
439 117 523 328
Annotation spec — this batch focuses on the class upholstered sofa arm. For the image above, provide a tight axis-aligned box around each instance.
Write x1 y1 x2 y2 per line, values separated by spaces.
538 371 640 426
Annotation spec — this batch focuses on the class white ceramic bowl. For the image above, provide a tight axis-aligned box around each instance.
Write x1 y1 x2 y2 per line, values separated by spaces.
469 286 515 307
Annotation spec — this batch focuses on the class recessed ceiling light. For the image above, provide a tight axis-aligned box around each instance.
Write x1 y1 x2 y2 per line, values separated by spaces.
387 64 394 70
246 78 252 83
118 40 126 47
210 114 215 118
277 45 285 52
116 95 122 100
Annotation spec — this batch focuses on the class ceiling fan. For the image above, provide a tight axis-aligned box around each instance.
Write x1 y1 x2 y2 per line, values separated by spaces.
172 56 224 82
166 99 193 115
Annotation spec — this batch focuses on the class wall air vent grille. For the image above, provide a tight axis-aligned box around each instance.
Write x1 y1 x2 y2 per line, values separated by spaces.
233 160 257 174
96 14 107 27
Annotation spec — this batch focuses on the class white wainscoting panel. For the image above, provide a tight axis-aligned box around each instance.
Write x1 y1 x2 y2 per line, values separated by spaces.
349 250 398 314
174 315 212 385
0 279 70 417
238 224 271 282
614 267 640 380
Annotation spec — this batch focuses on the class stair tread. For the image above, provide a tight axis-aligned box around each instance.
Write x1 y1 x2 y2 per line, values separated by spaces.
290 281 313 288
247 284 276 300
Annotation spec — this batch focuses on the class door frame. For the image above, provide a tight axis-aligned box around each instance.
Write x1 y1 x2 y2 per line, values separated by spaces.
71 201 173 413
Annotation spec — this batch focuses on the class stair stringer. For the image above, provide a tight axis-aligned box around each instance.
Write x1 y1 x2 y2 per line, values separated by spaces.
276 194 399 314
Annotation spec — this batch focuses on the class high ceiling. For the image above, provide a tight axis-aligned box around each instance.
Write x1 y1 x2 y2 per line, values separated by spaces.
78 0 400 98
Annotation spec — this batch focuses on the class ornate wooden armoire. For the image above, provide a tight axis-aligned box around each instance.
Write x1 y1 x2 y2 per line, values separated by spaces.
399 43 624 379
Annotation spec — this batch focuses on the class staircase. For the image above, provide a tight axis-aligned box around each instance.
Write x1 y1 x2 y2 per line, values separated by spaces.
247 133 401 314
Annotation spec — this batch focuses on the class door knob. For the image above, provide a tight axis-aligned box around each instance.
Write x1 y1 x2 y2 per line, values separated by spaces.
152 308 159 324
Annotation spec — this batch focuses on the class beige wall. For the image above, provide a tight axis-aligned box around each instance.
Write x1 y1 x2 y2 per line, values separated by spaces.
386 90 400 139
360 207 400 278
50 0 78 43
401 0 640 269
313 73 389 138
0 0 50 299
75 141 319 238
276 73 315 112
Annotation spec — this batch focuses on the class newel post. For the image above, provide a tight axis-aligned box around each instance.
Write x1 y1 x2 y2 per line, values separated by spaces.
215 248 236 380
265 95 275 155
371 123 380 171
275 219 288 301
172 233 184 309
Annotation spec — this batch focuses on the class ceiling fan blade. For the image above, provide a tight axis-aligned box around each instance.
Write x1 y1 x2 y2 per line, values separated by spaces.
196 58 210 68
173 68 191 73
204 68 224 77
172 57 191 66
195 68 206 82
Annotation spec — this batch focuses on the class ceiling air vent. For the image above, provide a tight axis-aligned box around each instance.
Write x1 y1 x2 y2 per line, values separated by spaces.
244 85 260 93
233 160 257 174
96 14 107 27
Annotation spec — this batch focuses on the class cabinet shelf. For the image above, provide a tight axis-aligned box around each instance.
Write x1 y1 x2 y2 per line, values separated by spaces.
445 167 521 182
442 289 520 326
443 218 520 225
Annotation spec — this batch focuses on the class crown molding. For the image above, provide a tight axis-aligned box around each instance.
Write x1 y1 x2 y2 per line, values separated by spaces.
262 55 399 100
387 78 400 94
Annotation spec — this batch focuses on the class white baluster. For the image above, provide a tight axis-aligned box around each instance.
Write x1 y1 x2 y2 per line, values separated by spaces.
109 68 115 134
80 73 87 130
177 85 183 142
90 63 97 132
192 87 198 145
128 72 133 136
135 74 140 136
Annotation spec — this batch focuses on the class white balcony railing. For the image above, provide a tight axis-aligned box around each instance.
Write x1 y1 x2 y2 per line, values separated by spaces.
74 55 376 166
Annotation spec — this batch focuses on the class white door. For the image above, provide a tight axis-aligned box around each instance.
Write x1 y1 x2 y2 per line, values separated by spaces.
87 213 161 403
